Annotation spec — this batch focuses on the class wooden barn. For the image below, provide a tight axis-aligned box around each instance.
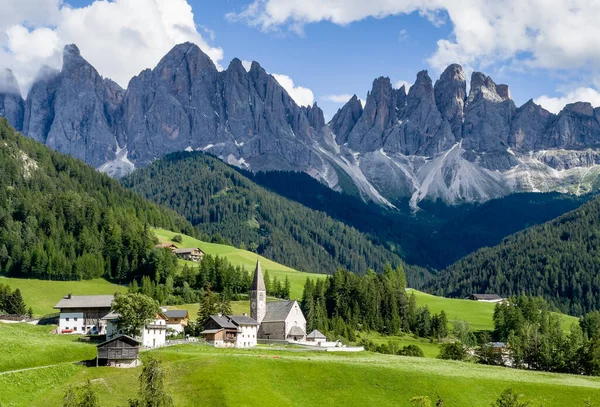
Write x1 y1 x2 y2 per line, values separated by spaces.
96 335 140 368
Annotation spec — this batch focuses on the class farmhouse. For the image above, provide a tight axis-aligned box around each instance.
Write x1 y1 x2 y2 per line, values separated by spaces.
164 309 189 334
251 260 307 341
469 294 504 303
155 243 178 250
201 314 259 348
173 247 205 262
53 294 113 335
104 312 168 348
96 335 140 368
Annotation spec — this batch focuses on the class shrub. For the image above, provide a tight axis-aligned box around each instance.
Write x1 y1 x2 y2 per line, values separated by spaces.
437 342 467 361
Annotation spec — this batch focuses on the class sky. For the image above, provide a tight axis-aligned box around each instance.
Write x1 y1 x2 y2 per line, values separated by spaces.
3 0 600 120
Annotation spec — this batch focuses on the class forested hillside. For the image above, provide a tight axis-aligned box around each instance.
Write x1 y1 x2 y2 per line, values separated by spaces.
250 170 590 269
122 152 430 285
0 119 195 282
429 197 600 315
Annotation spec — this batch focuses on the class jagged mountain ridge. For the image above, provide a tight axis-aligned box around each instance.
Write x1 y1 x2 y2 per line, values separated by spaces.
3 43 600 209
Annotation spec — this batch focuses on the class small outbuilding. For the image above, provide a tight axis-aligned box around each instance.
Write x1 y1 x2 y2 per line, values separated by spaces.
96 335 140 368
306 329 327 344
469 294 503 303
164 309 189 335
173 248 205 262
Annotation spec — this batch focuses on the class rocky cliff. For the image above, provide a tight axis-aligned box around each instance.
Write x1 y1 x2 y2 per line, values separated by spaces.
3 43 600 209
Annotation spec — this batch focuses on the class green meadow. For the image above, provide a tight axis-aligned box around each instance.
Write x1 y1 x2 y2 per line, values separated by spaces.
2 343 600 407
0 323 96 373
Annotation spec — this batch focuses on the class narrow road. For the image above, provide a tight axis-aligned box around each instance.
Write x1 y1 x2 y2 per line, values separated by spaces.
0 362 71 376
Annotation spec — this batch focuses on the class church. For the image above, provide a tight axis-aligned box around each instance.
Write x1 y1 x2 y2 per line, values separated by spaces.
251 260 307 341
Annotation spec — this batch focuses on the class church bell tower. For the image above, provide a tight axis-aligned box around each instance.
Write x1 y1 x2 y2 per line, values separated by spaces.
251 259 266 324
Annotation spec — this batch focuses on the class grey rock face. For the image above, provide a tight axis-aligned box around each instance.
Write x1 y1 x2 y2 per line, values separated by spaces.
5 44 600 208
0 69 24 131
434 63 466 139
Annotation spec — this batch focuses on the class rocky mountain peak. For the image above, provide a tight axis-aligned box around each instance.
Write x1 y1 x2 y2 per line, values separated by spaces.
468 72 503 103
434 64 466 138
0 69 22 95
329 94 363 144
62 44 87 71
496 84 511 101
563 101 594 116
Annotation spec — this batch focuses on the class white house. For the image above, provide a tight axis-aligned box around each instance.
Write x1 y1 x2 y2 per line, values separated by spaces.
306 329 327 344
229 315 259 348
163 309 189 335
53 294 114 335
469 294 504 303
104 312 168 348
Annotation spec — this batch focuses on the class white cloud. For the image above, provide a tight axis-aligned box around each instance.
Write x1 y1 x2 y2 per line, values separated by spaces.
398 29 409 42
272 73 314 106
534 88 600 114
394 80 412 91
0 0 223 94
228 0 600 73
241 60 253 72
322 94 354 103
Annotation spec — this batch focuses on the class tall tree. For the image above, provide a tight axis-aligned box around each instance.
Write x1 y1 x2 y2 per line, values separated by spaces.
128 357 174 407
111 293 160 337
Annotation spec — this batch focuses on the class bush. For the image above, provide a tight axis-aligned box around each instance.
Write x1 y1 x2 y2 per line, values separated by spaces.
398 344 425 357
437 342 467 361
172 234 183 243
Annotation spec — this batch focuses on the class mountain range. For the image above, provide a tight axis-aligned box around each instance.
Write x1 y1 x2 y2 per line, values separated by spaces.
2 43 600 209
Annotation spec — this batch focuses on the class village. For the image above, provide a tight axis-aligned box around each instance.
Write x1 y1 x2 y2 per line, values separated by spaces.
50 257 360 368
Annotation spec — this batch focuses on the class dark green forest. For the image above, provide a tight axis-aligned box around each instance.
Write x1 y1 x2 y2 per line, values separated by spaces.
0 119 196 282
249 170 590 269
429 197 600 315
121 152 430 286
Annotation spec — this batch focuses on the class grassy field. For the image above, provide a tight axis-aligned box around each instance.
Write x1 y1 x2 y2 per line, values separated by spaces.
2 344 600 407
0 277 126 316
0 323 96 373
153 228 325 299
408 289 580 332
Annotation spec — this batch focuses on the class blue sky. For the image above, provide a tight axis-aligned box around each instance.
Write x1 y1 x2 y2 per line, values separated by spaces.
4 0 600 119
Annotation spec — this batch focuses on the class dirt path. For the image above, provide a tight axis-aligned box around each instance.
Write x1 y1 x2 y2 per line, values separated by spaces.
0 362 71 376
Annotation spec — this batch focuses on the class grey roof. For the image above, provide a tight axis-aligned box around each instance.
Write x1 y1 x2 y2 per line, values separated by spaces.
288 326 306 337
471 294 502 300
165 310 188 319
207 314 237 329
173 248 203 254
263 300 296 322
54 295 114 309
96 334 140 348
307 329 326 339
251 259 266 291
229 315 259 326
101 311 120 320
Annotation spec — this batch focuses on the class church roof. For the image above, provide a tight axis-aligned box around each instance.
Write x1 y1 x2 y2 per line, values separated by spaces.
251 260 266 291
288 326 306 337
263 300 296 322
307 329 326 339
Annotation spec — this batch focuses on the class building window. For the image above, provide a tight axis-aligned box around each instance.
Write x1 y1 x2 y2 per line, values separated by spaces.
74 317 78 321
74 327 77 331
66 317 70 321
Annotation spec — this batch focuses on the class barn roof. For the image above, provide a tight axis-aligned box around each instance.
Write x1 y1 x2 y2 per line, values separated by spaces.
229 315 259 326
54 295 114 309
173 248 203 255
307 329 326 339
263 300 296 322
96 334 140 348
200 329 223 335
471 294 502 300
165 310 189 319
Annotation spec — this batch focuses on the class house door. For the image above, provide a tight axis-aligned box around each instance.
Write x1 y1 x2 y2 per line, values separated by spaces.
153 338 156 347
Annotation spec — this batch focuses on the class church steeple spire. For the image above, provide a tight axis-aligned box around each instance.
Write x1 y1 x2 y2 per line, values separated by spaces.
250 259 266 324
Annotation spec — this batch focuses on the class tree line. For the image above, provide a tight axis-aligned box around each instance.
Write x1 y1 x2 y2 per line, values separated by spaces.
300 266 448 342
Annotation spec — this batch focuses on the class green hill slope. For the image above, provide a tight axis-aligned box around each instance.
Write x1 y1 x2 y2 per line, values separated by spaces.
0 118 195 284
2 345 600 407
153 228 324 299
429 196 600 315
121 152 430 286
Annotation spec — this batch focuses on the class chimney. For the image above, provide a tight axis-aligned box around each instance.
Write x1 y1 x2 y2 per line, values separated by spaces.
67 293 72 299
